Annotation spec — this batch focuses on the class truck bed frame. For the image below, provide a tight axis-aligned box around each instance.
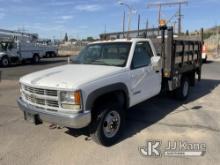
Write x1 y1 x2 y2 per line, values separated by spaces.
151 27 203 91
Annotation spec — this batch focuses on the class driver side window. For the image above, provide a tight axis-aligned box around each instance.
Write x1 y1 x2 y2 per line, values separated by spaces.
131 41 153 69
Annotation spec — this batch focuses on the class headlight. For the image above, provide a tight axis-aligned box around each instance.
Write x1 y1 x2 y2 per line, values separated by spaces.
60 90 82 111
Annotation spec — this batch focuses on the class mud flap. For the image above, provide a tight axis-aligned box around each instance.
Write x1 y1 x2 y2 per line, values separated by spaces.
24 112 42 125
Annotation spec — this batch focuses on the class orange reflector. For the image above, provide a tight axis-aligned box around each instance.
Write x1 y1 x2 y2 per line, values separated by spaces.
74 91 81 105
159 19 167 27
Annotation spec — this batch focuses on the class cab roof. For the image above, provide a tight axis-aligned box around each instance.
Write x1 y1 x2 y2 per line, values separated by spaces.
90 38 150 45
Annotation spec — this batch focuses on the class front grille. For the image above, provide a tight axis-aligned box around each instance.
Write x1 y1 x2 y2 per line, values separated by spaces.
21 84 59 111
24 86 57 96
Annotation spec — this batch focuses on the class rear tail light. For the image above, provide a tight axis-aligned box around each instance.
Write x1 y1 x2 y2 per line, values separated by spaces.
202 45 207 53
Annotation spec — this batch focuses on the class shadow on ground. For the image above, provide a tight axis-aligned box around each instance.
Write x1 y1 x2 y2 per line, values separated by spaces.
66 79 220 145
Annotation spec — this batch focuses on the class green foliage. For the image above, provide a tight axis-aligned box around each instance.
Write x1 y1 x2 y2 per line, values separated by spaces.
64 33 68 42
203 32 214 40
87 37 95 41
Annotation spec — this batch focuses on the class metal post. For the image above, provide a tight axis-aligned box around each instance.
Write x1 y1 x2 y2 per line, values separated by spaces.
146 19 149 38
127 9 132 38
178 4 181 35
123 11 125 38
158 5 161 25
138 14 140 37
119 2 135 38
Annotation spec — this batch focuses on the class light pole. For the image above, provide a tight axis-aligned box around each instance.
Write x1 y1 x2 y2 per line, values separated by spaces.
118 1 136 38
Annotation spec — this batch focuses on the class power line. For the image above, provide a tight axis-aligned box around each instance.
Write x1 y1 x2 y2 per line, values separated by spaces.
147 0 188 34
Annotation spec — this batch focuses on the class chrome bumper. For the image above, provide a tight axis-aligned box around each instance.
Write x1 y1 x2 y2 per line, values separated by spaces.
17 97 91 129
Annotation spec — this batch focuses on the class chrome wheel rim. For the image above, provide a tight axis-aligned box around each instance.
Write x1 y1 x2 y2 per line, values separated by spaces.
103 110 121 138
183 80 189 97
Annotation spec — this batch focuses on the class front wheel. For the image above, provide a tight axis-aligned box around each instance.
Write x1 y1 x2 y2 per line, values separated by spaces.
1 56 10 67
90 103 125 146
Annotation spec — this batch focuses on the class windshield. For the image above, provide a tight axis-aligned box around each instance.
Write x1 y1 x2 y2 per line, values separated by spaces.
0 42 8 51
71 42 132 67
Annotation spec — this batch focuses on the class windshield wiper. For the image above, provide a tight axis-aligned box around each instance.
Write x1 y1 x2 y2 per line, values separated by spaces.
90 60 108 65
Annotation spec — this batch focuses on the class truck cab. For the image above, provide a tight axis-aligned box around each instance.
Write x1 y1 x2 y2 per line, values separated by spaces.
0 40 19 66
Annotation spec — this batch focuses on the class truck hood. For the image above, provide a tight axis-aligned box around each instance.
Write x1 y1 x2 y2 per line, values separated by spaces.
20 64 124 89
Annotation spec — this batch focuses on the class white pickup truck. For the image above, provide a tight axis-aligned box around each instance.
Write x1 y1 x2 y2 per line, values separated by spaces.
17 27 203 146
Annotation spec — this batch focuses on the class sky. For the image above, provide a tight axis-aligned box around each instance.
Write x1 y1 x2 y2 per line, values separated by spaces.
0 0 219 39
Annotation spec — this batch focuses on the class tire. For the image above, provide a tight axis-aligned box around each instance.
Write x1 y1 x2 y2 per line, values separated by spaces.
53 52 57 57
175 76 190 100
32 54 40 64
90 102 125 146
203 57 207 63
1 56 10 67
45 52 50 58
51 52 57 57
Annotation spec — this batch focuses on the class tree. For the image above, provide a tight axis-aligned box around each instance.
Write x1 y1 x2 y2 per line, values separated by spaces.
64 33 68 42
87 36 95 42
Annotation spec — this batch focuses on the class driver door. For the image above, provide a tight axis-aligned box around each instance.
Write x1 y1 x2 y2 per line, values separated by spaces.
130 41 161 106
7 42 18 58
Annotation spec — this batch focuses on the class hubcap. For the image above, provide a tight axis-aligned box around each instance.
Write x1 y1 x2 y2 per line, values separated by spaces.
2 58 8 66
183 80 189 97
35 56 39 62
103 110 121 138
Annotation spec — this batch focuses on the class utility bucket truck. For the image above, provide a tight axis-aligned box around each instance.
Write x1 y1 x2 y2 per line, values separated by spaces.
0 29 57 67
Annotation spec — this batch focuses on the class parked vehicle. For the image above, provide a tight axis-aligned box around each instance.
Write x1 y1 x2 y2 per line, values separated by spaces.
0 39 44 67
17 27 203 146
37 39 58 58
0 29 58 67
43 45 58 57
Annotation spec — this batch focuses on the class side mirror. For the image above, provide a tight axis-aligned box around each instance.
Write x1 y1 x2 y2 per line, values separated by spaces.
70 55 80 64
151 56 161 71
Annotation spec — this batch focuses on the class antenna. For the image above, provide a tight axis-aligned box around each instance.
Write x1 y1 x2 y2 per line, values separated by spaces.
147 0 188 34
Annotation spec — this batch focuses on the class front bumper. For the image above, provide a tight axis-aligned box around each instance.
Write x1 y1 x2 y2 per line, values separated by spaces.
17 97 91 129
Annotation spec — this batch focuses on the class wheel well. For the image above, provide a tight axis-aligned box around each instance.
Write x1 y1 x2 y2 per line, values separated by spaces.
92 90 128 111
33 53 40 57
1 55 8 59
1 55 10 63
182 71 196 86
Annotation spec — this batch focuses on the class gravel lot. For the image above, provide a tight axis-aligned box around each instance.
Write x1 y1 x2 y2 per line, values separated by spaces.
0 58 220 165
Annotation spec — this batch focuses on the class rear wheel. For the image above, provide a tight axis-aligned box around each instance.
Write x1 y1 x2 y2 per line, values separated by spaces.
32 54 40 64
1 56 9 67
175 77 190 100
90 102 125 146
203 57 207 63
45 52 50 58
